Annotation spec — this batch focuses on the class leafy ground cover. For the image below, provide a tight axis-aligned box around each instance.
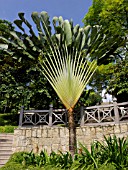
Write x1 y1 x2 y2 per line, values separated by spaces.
0 136 128 170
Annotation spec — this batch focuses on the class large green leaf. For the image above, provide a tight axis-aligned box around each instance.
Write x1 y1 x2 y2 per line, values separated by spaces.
63 20 72 46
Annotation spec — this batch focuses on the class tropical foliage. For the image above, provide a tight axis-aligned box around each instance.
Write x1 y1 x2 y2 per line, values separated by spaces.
83 0 128 36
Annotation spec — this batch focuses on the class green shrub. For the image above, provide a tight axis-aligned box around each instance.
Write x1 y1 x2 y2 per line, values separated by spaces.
21 150 73 169
71 136 128 170
0 164 62 170
8 152 28 164
0 162 25 170
0 117 5 126
98 163 116 170
98 135 128 169
41 165 62 170
24 165 47 170
0 126 17 133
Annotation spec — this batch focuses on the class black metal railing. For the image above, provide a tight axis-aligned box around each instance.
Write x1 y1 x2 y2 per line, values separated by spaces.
19 101 128 127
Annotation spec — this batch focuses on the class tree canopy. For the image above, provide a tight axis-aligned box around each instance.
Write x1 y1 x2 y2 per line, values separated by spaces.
83 0 128 102
0 19 60 113
83 0 128 36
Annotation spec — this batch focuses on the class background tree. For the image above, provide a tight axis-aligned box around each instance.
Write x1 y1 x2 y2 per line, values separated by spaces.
0 19 62 113
83 0 128 35
83 0 128 102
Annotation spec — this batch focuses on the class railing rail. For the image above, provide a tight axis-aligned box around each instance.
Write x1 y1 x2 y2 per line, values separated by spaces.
19 101 128 127
80 101 128 126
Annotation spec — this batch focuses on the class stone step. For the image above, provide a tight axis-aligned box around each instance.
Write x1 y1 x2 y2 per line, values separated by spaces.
0 164 5 168
0 150 12 154
0 136 13 140
0 155 10 160
0 142 12 146
0 134 13 138
0 139 13 144
0 146 12 150
0 135 13 139
0 159 8 165
0 133 13 136
0 134 14 167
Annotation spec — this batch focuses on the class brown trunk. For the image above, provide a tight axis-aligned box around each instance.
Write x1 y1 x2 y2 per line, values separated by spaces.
68 108 76 157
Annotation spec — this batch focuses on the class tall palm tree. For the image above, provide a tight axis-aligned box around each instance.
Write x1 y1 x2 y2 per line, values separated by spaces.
36 12 99 156
0 11 123 156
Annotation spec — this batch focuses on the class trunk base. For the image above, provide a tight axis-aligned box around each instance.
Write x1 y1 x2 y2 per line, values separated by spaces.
68 110 76 157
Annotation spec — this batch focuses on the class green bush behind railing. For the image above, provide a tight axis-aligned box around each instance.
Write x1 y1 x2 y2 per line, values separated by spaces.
0 113 19 126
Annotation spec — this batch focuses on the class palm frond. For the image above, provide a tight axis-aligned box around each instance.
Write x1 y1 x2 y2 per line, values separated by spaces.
39 39 97 110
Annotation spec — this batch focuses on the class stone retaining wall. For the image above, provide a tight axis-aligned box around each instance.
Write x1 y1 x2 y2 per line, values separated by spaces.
12 122 128 154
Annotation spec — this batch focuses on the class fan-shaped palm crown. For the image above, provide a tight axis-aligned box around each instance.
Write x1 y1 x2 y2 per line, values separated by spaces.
36 12 98 110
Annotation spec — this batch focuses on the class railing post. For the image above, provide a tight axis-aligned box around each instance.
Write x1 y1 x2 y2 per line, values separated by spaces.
19 106 24 127
80 105 85 126
113 99 119 124
49 104 53 127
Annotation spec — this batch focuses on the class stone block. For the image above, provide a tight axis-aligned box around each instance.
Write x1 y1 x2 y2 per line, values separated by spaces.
102 126 109 135
95 126 103 134
14 129 22 136
52 144 60 152
96 132 104 139
47 128 53 138
42 128 48 138
60 138 67 145
85 127 91 136
90 127 96 136
120 124 127 133
114 124 120 134
32 137 39 144
37 129 42 138
32 129 37 137
22 129 26 136
12 137 19 147
60 128 66 137
65 128 69 137
107 125 114 134
76 128 83 136
26 129 32 138
52 137 61 144
53 128 59 137
26 138 32 145
81 127 87 135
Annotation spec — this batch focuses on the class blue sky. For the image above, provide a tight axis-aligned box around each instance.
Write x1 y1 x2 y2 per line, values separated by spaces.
0 0 92 27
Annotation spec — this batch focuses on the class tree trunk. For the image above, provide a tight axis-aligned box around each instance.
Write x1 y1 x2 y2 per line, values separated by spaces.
68 108 76 157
